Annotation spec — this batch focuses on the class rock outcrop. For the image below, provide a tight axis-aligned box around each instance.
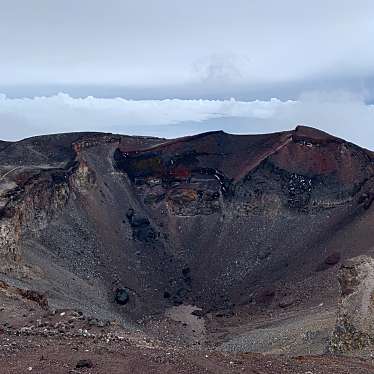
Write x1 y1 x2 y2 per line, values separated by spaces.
329 256 374 352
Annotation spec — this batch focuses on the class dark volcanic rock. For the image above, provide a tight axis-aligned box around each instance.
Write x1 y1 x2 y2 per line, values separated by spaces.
163 291 171 299
76 359 93 368
325 252 341 266
126 210 157 242
130 216 150 228
115 288 129 305
316 252 342 272
133 225 156 242
126 208 157 243
191 309 206 317
278 296 295 309
256 289 276 305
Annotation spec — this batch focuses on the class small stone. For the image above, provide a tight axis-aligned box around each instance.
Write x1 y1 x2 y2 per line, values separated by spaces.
258 250 271 260
191 309 205 318
76 359 93 369
278 296 295 309
163 291 171 299
325 252 341 266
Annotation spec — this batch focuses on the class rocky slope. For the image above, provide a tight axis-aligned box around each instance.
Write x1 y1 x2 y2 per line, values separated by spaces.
1 126 374 372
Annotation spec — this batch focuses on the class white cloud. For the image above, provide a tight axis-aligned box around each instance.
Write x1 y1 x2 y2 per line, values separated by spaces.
0 92 373 150
1 1 374 87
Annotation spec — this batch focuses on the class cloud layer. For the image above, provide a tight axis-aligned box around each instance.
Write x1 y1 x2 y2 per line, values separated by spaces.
1 0 374 89
0 92 374 150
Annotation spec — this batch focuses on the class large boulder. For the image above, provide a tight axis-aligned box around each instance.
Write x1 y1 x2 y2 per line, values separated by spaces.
115 288 129 305
329 256 374 353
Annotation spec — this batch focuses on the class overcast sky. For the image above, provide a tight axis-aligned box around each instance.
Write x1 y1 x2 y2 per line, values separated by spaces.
1 0 374 148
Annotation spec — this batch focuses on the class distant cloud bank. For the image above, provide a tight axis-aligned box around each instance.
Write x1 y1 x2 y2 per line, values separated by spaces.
0 92 374 150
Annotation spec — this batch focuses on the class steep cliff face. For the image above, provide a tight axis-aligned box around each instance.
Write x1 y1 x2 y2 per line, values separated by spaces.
112 126 374 310
0 133 118 271
114 126 373 217
0 127 373 322
0 169 70 265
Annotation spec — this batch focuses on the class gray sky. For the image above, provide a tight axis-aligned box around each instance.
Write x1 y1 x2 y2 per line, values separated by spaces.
1 0 374 148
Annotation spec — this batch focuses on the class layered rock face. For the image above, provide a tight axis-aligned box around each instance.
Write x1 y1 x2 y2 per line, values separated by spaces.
0 127 373 320
0 133 118 275
330 256 374 353
0 163 70 266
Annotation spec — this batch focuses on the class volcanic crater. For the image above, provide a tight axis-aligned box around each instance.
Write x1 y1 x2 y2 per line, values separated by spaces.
1 126 374 373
